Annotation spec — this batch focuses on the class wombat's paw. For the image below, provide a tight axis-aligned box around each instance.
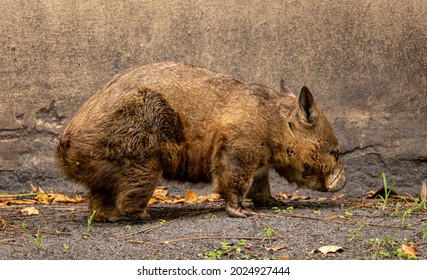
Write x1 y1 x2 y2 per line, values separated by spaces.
106 215 130 222
226 203 256 218
127 211 151 221
101 212 150 222
252 196 284 207
93 212 128 223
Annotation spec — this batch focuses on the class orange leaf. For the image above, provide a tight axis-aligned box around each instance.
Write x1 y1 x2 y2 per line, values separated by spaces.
401 243 419 257
5 199 36 205
149 188 221 205
149 187 170 204
148 198 159 205
278 254 291 260
185 190 198 199
153 186 168 197
172 196 186 204
37 193 50 204
1 217 9 227
202 193 221 201
290 193 310 201
20 207 39 216
276 192 290 200
48 193 78 203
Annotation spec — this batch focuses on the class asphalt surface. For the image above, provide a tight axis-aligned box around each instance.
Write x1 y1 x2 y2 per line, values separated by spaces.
1 179 426 260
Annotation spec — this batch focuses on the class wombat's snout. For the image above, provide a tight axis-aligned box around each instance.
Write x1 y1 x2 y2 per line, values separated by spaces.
326 166 347 192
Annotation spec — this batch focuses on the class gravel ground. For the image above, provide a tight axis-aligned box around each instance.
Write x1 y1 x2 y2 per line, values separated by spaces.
1 182 426 260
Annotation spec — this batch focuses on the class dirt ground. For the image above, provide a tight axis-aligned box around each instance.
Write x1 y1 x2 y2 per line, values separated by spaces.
1 180 426 261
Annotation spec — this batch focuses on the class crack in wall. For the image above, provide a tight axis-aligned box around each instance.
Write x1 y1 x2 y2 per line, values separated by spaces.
340 144 383 157
0 127 61 140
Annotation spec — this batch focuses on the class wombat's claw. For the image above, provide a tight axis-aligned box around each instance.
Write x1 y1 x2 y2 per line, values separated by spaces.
242 208 256 216
226 203 255 218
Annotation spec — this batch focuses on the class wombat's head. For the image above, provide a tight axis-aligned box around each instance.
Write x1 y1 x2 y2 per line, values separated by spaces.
276 86 346 192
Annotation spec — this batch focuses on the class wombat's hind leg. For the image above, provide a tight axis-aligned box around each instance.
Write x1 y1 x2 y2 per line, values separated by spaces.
246 168 283 207
116 187 156 220
89 191 123 222
115 163 161 221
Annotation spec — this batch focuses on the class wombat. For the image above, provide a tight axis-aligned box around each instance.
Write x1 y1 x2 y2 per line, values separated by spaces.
56 62 346 221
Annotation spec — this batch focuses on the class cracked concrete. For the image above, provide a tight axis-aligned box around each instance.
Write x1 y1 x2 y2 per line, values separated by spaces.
0 0 426 196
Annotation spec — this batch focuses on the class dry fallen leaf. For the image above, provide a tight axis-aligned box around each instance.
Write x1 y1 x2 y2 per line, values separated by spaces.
278 254 291 260
188 193 222 204
36 192 85 204
401 243 420 257
202 193 221 202
171 195 186 203
3 199 37 205
276 192 309 201
311 245 344 254
49 193 86 203
276 192 290 200
365 187 399 199
37 192 50 204
1 217 9 228
331 194 346 200
149 187 171 204
328 215 346 220
185 190 198 200
148 197 159 204
20 207 39 216
149 186 221 205
153 186 168 197
290 193 310 201
263 244 287 251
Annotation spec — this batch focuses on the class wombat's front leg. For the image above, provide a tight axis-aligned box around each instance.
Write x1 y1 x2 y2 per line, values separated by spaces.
220 180 256 218
246 168 283 207
212 151 257 218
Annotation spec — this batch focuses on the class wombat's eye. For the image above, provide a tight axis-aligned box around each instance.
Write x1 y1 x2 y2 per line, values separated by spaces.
330 151 339 160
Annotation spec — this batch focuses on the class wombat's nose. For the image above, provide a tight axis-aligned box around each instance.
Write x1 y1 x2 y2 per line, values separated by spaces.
326 168 347 192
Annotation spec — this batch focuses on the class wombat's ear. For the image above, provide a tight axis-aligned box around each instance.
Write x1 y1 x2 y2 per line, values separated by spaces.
298 86 318 124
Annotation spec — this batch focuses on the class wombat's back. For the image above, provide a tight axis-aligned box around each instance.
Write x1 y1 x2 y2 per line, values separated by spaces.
58 62 294 182
64 62 290 139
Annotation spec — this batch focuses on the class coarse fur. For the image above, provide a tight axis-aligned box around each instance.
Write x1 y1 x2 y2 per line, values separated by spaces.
56 62 346 221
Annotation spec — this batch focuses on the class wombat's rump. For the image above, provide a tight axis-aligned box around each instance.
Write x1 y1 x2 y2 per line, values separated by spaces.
57 62 346 221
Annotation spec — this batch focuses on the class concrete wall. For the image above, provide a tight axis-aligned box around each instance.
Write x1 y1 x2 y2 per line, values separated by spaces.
1 0 426 195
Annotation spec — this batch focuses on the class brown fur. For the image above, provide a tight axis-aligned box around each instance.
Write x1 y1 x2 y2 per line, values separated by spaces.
56 62 346 221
